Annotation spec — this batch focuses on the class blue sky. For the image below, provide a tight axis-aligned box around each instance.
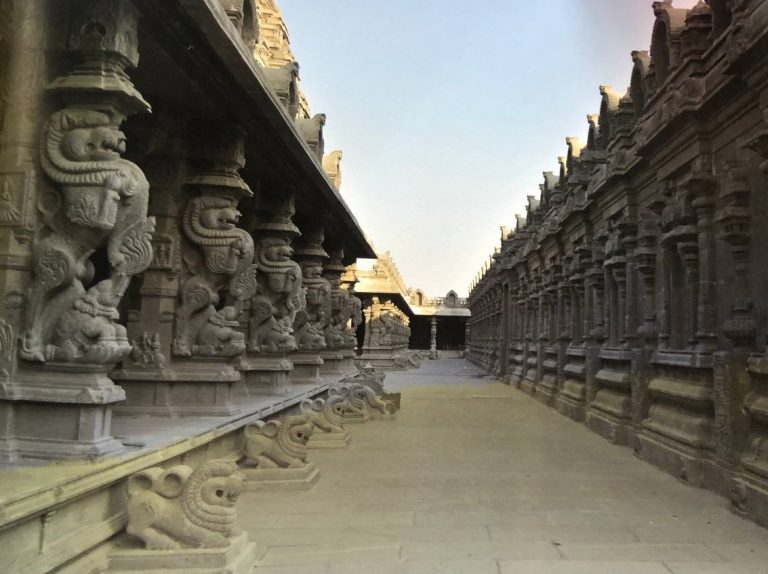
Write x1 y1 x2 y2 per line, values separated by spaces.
280 0 702 296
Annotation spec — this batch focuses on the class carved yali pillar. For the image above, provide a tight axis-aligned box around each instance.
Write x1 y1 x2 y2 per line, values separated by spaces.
236 193 302 396
109 460 257 574
240 415 320 490
0 0 155 460
341 263 363 354
290 227 329 384
359 297 401 370
116 126 256 416
319 248 352 375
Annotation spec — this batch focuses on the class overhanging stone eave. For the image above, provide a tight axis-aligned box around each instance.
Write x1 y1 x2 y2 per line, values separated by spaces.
144 0 375 259
410 306 471 318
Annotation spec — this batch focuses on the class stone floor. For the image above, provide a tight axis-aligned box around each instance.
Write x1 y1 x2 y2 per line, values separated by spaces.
240 359 768 574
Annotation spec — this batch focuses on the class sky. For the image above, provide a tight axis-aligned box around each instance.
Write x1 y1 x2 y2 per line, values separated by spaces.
280 0 703 297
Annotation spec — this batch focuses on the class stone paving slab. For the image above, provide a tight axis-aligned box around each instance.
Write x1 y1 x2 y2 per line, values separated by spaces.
240 359 768 572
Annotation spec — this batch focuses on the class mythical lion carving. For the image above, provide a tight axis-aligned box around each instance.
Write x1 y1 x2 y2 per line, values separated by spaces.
348 295 363 346
300 397 345 435
243 415 314 469
249 236 303 353
125 460 244 550
327 384 368 422
22 109 155 363
174 195 257 357
349 383 397 417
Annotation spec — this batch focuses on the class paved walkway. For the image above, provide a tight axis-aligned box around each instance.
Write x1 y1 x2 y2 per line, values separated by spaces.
241 359 768 574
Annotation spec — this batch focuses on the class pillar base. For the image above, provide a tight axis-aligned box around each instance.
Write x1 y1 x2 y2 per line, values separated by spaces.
731 472 768 528
338 349 357 375
290 352 323 385
242 461 320 491
554 392 586 422
318 350 345 376
107 532 257 574
586 406 633 445
636 428 721 490
112 359 240 418
236 355 292 397
0 363 126 461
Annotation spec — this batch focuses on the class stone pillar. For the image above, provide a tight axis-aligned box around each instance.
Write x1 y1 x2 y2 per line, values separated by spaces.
117 124 256 416
291 227 330 384
1 0 156 460
321 248 355 375
430 317 438 359
237 192 303 396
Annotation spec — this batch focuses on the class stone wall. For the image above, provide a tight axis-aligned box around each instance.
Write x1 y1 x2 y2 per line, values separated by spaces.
467 0 768 528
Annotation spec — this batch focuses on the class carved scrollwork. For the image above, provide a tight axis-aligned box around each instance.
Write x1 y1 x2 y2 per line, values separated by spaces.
126 460 244 550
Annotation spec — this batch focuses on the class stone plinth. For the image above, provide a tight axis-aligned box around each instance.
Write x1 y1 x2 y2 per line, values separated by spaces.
113 360 241 417
236 355 292 397
290 352 324 385
318 349 345 376
107 532 257 574
241 461 320 491
0 364 126 460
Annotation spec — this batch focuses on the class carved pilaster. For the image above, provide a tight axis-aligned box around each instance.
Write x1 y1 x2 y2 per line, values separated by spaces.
716 159 755 350
685 160 718 352
636 210 660 347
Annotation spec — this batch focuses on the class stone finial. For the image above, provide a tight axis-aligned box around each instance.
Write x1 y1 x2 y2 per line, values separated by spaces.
322 149 343 190
263 62 301 118
125 460 244 550
296 113 326 161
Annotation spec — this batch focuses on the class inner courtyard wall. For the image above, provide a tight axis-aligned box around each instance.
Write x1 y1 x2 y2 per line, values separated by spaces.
467 0 768 528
